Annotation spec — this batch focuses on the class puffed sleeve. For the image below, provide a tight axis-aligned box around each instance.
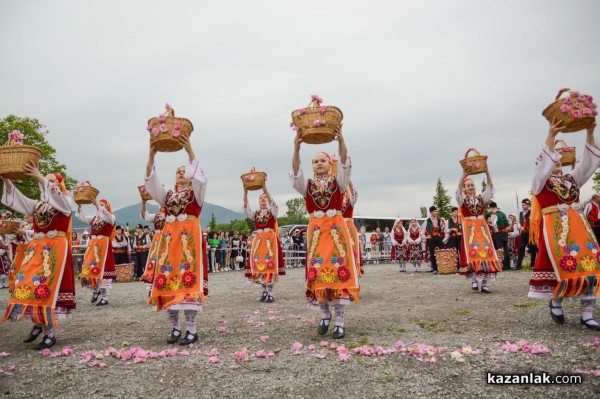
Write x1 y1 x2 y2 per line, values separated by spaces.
40 179 72 216
185 159 208 206
570 144 600 188
1 179 36 216
145 167 168 207
531 146 562 195
289 164 308 196
336 156 352 193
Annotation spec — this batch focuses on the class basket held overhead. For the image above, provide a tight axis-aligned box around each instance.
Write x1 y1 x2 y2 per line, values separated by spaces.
73 181 99 205
146 104 194 152
291 95 343 144
0 130 42 180
460 148 488 175
138 185 152 201
241 168 267 191
554 139 576 167
542 88 597 133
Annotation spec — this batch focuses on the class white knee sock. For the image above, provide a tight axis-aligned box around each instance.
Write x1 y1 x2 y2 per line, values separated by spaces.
581 299 598 325
551 297 564 317
42 326 54 338
168 310 180 331
184 310 197 334
320 304 331 325
334 304 346 328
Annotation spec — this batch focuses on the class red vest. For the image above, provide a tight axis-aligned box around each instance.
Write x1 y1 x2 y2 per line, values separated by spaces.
587 201 600 228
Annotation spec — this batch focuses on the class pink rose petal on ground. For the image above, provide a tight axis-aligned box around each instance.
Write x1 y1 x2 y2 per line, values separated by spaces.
291 342 303 351
255 350 275 358
209 356 221 364
259 335 270 342
307 345 316 351
218 319 227 324
339 352 350 362
320 341 329 347
268 308 276 314
41 349 51 357
292 351 302 356
234 348 249 361
218 326 228 333
313 352 327 359
0 352 11 358
253 310 261 315
424 357 437 364
180 350 190 357
230 364 240 370
255 322 265 327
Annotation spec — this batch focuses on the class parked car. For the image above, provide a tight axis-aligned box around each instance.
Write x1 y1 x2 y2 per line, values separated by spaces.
279 224 308 236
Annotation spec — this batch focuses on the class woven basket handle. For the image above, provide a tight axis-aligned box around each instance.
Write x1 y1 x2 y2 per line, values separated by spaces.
555 88 571 100
554 139 566 150
464 148 480 158
166 108 175 117
307 99 321 108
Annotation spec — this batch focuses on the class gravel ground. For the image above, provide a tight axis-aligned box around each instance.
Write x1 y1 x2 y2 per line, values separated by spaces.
0 263 599 399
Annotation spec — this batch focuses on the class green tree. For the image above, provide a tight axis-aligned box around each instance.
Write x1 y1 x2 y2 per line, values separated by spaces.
593 171 600 194
0 115 77 212
208 212 217 231
420 206 427 218
282 197 308 224
432 177 452 219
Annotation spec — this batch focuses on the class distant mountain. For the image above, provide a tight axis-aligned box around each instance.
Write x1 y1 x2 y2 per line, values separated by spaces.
71 202 244 231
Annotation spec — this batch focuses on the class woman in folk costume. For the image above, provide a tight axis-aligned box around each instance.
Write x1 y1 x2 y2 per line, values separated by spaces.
391 219 407 272
7 217 34 292
112 225 130 266
507 213 521 269
341 180 363 276
529 120 600 330
457 167 500 293
405 218 423 272
145 135 208 345
290 126 359 339
1 166 75 349
77 198 117 306
0 233 11 289
139 201 166 289
243 184 285 303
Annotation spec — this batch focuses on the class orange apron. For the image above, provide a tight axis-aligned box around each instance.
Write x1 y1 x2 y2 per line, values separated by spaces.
141 231 161 285
461 216 501 275
80 236 109 290
8 243 27 293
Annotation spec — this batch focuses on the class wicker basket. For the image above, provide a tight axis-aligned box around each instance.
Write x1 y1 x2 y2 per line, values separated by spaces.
555 139 576 167
460 148 488 175
241 171 267 191
73 184 99 205
138 185 152 201
291 96 343 144
115 263 135 282
542 88 597 133
435 248 458 274
147 107 194 152
0 144 42 180
0 220 19 234
496 249 504 262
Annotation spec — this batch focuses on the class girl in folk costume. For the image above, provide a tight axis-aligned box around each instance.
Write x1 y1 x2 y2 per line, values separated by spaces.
446 207 463 272
77 198 117 306
405 218 423 272
290 126 359 339
144 135 209 345
140 201 166 289
529 120 600 330
391 219 407 272
7 217 34 292
243 184 285 303
0 234 11 289
507 213 521 268
1 167 75 349
457 168 500 293
341 180 363 276
112 225 130 266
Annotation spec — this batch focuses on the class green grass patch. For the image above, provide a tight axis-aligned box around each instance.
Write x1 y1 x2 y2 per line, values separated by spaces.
415 319 445 332
385 327 406 333
453 310 471 317
512 302 539 308
346 336 375 349
375 374 395 383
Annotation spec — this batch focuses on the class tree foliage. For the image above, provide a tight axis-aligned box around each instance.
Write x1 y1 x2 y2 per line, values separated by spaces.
0 115 77 212
214 218 252 234
432 177 453 219
208 212 217 231
593 171 600 194
420 206 427 218
278 197 308 225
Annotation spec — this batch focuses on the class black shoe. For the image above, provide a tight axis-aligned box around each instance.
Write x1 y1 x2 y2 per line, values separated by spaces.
318 317 331 335
481 285 491 294
471 282 479 291
36 335 56 349
166 328 181 344
23 326 43 343
91 291 100 303
179 330 198 345
332 326 345 339
96 299 108 306
549 300 565 324
266 295 274 303
432 271 438 275
259 291 268 302
580 318 600 331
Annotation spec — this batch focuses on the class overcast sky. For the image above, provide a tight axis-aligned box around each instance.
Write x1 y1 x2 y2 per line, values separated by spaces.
1 0 600 219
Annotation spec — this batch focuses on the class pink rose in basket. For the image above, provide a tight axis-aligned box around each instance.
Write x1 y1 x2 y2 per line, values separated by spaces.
475 163 481 168
244 175 255 182
174 120 182 129
587 95 594 102
564 97 572 105
578 95 586 101
319 106 327 115
466 161 473 167
311 94 323 104
8 130 22 140
573 102 581 109
165 103 172 110
592 102 598 109
171 130 181 138
583 108 593 116
151 128 160 136
571 110 581 119
560 104 571 113
593 109 598 116
157 114 166 123
146 124 153 132
159 124 168 133
570 91 580 97
291 126 299 132
313 120 325 127
298 108 307 115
